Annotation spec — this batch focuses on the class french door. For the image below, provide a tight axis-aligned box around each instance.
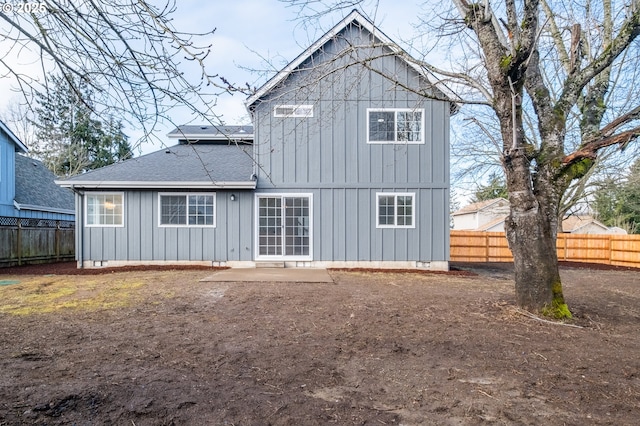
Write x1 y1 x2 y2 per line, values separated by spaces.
256 194 312 260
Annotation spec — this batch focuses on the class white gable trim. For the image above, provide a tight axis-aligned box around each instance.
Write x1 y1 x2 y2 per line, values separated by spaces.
246 10 439 109
0 120 28 153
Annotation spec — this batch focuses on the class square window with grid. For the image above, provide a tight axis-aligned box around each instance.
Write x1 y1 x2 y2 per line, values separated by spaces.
86 193 124 226
376 193 415 228
367 109 424 143
159 193 215 227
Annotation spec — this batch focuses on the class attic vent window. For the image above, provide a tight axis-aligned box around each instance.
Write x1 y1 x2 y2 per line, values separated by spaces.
274 105 313 118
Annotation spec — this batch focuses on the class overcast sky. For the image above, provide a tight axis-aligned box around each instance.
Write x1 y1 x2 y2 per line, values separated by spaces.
0 1 443 152
173 0 434 126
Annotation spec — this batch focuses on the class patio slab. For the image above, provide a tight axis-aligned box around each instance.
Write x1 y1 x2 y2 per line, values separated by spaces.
200 268 334 283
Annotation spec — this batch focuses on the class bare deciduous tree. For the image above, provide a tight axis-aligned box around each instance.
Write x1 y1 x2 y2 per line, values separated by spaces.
0 0 234 148
286 0 640 318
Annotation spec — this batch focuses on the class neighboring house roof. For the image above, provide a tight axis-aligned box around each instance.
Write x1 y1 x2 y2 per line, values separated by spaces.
0 119 28 153
167 125 254 141
14 154 75 214
245 9 458 112
561 215 611 233
452 198 509 216
57 143 256 190
476 216 507 232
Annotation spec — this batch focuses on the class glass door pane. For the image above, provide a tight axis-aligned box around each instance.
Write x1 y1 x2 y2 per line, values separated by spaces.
258 197 282 256
284 197 310 256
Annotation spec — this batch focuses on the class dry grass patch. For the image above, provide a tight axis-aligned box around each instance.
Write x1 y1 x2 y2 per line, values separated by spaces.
0 275 147 315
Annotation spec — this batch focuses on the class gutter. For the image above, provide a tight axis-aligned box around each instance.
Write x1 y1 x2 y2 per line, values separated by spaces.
55 180 257 190
13 200 75 215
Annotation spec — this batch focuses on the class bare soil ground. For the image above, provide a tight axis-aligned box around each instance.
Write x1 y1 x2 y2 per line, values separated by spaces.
0 262 638 425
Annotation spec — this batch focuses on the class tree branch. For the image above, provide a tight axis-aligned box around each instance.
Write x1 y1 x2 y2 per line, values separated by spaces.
557 2 640 114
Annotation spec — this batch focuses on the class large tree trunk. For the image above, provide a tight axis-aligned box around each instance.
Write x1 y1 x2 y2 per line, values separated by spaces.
505 203 563 311
497 87 571 317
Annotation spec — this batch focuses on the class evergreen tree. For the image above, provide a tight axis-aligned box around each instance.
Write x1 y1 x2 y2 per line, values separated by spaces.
594 160 640 233
31 75 132 177
472 172 508 202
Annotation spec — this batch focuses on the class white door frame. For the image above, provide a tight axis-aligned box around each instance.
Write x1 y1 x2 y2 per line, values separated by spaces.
254 193 313 261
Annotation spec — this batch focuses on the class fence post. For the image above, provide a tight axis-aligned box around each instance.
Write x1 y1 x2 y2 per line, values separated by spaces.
17 219 22 266
55 221 61 262
485 233 490 262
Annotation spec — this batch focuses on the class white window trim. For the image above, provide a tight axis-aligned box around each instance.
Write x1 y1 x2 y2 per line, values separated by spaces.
366 108 425 144
254 192 313 261
273 104 314 118
376 192 416 229
158 192 217 228
85 192 125 228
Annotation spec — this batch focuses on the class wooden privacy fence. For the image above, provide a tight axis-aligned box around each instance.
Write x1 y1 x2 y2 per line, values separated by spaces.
0 219 75 267
450 230 640 268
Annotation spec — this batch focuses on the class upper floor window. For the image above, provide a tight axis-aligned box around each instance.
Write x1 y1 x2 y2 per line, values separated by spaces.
376 193 415 228
86 193 124 227
367 108 424 144
159 193 215 227
274 105 314 118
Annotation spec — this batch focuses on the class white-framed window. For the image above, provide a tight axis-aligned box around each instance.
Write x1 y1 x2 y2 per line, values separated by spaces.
376 193 415 228
86 193 124 227
367 108 424 144
273 104 314 118
159 193 216 227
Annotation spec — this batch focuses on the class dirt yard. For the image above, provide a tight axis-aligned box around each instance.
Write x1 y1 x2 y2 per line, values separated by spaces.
0 262 638 425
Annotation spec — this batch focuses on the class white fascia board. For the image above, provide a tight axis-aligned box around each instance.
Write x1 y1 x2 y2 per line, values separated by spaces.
56 180 257 190
14 200 75 215
1 120 28 153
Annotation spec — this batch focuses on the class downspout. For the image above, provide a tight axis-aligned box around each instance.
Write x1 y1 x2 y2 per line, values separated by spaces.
72 186 84 268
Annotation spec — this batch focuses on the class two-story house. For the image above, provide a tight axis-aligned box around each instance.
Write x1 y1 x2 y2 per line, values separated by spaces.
58 10 454 269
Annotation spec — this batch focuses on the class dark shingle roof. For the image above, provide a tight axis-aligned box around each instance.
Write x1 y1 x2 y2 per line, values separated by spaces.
167 125 253 140
58 143 256 189
14 154 75 212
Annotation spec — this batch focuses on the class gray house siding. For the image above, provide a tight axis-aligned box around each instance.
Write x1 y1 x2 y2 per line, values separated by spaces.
62 11 451 270
251 22 450 265
254 187 449 263
77 190 253 266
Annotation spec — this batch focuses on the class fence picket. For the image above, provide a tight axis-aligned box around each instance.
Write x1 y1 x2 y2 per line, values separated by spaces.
450 231 640 268
0 220 75 267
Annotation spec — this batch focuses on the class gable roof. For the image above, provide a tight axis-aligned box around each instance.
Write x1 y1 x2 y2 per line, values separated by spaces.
452 198 509 216
167 125 253 141
14 154 74 214
0 119 28 153
562 215 610 233
245 9 457 111
57 143 256 190
475 216 507 232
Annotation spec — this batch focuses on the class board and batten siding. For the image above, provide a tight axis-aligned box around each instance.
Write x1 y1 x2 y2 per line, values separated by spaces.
251 22 450 264
78 190 253 266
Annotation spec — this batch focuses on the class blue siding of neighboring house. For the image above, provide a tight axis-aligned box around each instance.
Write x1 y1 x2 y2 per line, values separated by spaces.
1 125 75 222
0 127 17 217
